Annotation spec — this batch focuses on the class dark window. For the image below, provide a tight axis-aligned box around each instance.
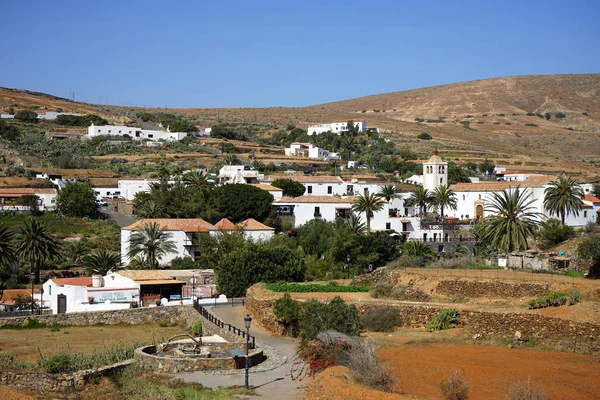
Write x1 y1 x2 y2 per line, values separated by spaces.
307 186 312 194
314 206 321 217
386 222 391 230
327 186 332 194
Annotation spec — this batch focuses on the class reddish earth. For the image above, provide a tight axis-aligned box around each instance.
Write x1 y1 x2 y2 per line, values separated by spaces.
0 387 33 400
306 339 600 400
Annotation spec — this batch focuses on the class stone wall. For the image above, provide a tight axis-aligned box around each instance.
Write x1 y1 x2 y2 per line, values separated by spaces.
0 305 200 329
0 360 133 393
435 279 551 298
246 284 600 345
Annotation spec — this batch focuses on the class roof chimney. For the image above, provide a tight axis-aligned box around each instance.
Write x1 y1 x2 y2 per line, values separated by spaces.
434 147 438 156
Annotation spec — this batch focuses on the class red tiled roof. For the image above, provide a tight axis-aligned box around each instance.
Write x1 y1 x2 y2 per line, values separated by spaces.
276 195 363 204
214 218 236 230
584 194 600 203
237 218 275 231
450 176 555 192
0 188 56 196
51 277 93 286
123 219 215 233
249 184 282 192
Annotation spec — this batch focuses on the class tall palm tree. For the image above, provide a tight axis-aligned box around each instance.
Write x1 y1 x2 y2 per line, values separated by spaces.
84 250 121 276
223 154 240 165
136 200 167 219
431 184 458 223
543 175 584 225
127 223 177 269
182 170 212 190
345 214 366 235
480 187 542 253
378 184 400 202
351 190 385 234
340 136 358 161
17 219 60 283
401 241 436 259
64 240 88 267
406 186 434 217
0 223 16 270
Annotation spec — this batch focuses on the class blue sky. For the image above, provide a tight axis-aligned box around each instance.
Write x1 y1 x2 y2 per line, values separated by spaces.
2 0 598 108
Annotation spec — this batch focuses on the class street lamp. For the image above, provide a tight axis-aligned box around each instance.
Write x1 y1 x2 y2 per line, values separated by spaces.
39 287 44 315
244 314 252 390
346 254 351 279
30 271 35 315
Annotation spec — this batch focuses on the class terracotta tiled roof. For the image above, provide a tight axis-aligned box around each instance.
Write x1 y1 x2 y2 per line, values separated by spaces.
214 218 236 231
135 279 186 285
0 177 54 188
123 218 215 232
275 195 361 204
117 270 175 281
32 168 118 178
0 188 57 196
249 184 282 192
51 277 93 286
584 194 600 203
1 289 41 304
88 178 119 188
237 218 275 231
450 176 556 192
266 175 342 183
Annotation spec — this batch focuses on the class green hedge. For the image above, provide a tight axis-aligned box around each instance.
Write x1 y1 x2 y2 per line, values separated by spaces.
266 282 369 293
527 290 581 309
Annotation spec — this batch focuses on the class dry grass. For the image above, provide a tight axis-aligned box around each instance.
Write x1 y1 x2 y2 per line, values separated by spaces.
439 370 470 400
0 323 183 361
345 339 397 393
506 377 546 400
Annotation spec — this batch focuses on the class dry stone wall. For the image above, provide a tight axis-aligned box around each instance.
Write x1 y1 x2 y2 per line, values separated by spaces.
435 279 551 298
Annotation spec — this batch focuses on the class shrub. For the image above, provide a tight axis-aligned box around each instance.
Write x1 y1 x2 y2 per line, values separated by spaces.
525 123 538 127
345 339 396 392
292 335 349 379
190 321 203 337
555 112 566 119
14 110 38 123
417 132 432 140
440 370 470 400
544 112 551 120
426 309 459 331
369 283 393 298
267 283 369 293
273 293 302 336
297 297 360 340
506 377 546 400
527 290 580 309
414 118 425 122
536 218 575 250
361 307 401 332
430 258 466 269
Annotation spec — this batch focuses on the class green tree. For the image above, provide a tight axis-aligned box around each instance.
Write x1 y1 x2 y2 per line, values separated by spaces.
272 178 306 197
14 110 38 123
136 200 168 219
84 249 121 275
18 195 40 215
536 218 575 250
17 219 60 283
216 244 305 297
345 120 360 136
345 214 366 235
407 186 434 216
182 170 212 190
127 223 177 268
478 159 495 175
480 187 541 253
377 184 400 202
273 293 302 336
578 234 600 276
340 136 358 161
0 119 20 141
169 119 198 133
543 175 584 225
447 162 471 184
214 184 273 223
56 181 99 218
431 184 458 222
296 219 335 258
64 240 88 267
223 154 240 165
0 223 16 271
297 297 360 340
400 241 436 259
352 190 384 233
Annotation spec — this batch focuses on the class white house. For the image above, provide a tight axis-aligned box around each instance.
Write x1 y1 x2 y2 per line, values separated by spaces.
87 124 187 142
121 218 216 265
249 184 284 200
307 120 367 135
118 179 160 200
284 142 327 159
261 174 388 198
213 217 275 241
0 188 57 211
496 170 545 182
217 165 263 184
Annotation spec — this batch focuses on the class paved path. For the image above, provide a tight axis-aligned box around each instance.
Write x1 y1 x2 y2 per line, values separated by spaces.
174 304 308 399
101 206 134 227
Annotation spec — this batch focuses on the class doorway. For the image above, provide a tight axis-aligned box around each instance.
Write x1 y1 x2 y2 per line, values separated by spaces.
57 294 67 314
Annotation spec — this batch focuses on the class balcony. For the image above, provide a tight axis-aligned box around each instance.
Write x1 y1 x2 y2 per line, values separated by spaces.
183 239 195 246
419 222 460 231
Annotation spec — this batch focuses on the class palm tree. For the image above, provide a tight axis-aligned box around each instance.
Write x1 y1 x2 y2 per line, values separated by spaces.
136 200 167 219
480 187 542 253
84 250 121 276
378 184 400 202
182 170 212 190
340 136 358 161
543 175 584 225
345 214 366 235
64 240 88 267
128 254 149 270
223 154 240 165
0 223 16 270
351 189 385 234
127 222 177 268
406 186 434 217
401 241 436 259
17 219 60 283
431 184 458 223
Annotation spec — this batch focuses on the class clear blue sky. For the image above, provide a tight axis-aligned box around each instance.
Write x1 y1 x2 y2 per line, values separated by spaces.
2 0 598 108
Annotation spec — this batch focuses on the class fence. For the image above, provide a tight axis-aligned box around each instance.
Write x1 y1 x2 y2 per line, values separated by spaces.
193 301 255 348
0 309 52 319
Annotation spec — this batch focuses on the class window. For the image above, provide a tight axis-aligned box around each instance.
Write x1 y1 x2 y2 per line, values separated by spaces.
386 222 391 230
118 130 122 134
49 285 51 295
307 186 313 194
478 194 482 200
440 178 443 184
327 186 332 194
148 134 154 138
584 211 588 218
97 129 101 133
462 195 466 200
108 130 111 133
314 206 321 217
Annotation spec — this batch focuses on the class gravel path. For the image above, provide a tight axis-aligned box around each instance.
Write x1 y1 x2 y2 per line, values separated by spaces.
174 305 308 399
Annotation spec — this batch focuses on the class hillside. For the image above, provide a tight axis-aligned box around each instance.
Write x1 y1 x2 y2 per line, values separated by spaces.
1 74 600 177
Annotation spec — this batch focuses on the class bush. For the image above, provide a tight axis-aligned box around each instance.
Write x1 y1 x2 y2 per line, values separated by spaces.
440 370 470 400
14 110 38 123
272 178 306 197
267 283 369 293
273 293 302 336
527 290 580 309
417 132 432 140
555 112 566 119
190 321 203 337
369 283 393 298
426 309 459 331
297 297 360 340
536 218 575 249
361 307 401 332
345 339 396 392
506 377 546 400
578 234 600 276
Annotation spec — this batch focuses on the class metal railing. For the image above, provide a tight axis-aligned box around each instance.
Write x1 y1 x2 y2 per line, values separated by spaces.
193 301 255 348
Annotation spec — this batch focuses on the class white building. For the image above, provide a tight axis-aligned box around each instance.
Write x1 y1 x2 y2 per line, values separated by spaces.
0 188 57 211
423 151 448 192
285 142 328 159
118 179 160 200
249 184 284 200
495 170 545 182
87 124 187 142
307 120 367 135
213 218 275 241
261 174 388 198
217 165 263 184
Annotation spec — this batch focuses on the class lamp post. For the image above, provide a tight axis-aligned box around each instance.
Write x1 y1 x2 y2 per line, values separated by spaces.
39 287 44 315
346 254 351 280
30 271 35 315
244 314 252 390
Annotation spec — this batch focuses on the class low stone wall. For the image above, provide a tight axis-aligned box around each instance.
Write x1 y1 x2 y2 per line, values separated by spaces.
246 284 600 345
435 279 551 299
0 305 200 329
134 345 264 373
0 360 133 392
